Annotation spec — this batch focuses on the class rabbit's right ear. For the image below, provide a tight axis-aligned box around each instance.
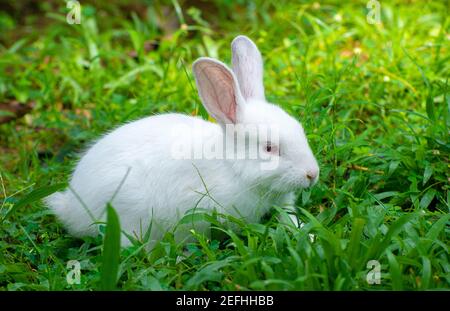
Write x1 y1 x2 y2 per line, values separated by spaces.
193 57 245 124
231 35 265 101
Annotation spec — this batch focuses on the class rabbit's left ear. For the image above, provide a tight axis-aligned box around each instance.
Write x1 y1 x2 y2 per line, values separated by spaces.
193 57 245 124
231 35 265 101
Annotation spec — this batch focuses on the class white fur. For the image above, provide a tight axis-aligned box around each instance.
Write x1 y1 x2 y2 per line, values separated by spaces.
45 36 319 247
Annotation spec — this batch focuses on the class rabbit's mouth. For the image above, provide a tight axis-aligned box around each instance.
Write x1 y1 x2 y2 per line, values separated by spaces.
268 172 318 193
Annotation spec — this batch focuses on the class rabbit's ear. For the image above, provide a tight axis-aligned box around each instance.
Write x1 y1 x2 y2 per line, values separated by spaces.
231 35 265 101
193 57 245 124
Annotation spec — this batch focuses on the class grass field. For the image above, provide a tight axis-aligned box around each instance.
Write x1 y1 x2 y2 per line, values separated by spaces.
0 0 449 290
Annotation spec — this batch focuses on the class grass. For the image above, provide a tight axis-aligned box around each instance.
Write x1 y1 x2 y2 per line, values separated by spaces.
0 0 449 290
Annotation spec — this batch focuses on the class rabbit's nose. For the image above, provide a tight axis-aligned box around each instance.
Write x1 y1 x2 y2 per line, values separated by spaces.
306 169 318 183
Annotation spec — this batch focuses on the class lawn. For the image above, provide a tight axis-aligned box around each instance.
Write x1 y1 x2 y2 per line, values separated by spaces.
0 0 448 290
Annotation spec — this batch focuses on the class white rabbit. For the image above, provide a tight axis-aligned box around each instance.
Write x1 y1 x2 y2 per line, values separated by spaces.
45 35 319 247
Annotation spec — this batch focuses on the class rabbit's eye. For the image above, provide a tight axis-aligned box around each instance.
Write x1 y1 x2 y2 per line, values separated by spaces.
264 142 279 154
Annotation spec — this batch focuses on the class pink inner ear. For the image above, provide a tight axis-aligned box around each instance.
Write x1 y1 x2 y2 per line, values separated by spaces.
196 62 237 124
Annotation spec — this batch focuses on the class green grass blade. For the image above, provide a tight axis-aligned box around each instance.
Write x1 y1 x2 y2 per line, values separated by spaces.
374 214 416 259
348 217 366 269
386 250 403 290
426 213 450 241
2 183 66 222
100 204 121 291
420 256 432 289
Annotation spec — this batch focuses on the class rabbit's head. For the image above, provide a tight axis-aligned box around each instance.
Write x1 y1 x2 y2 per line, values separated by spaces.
192 35 319 193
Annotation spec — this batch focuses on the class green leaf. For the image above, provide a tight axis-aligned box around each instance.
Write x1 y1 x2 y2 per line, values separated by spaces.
198 102 209 120
422 164 433 185
2 183 67 222
100 204 121 291
419 189 436 209
178 211 216 226
366 213 415 260
226 229 248 256
300 208 340 253
374 191 398 201
142 275 163 291
420 256 431 289
348 217 366 268
426 94 435 121
386 250 403 290
387 161 400 176
425 213 450 241
185 259 232 289
381 214 415 250
104 64 163 91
